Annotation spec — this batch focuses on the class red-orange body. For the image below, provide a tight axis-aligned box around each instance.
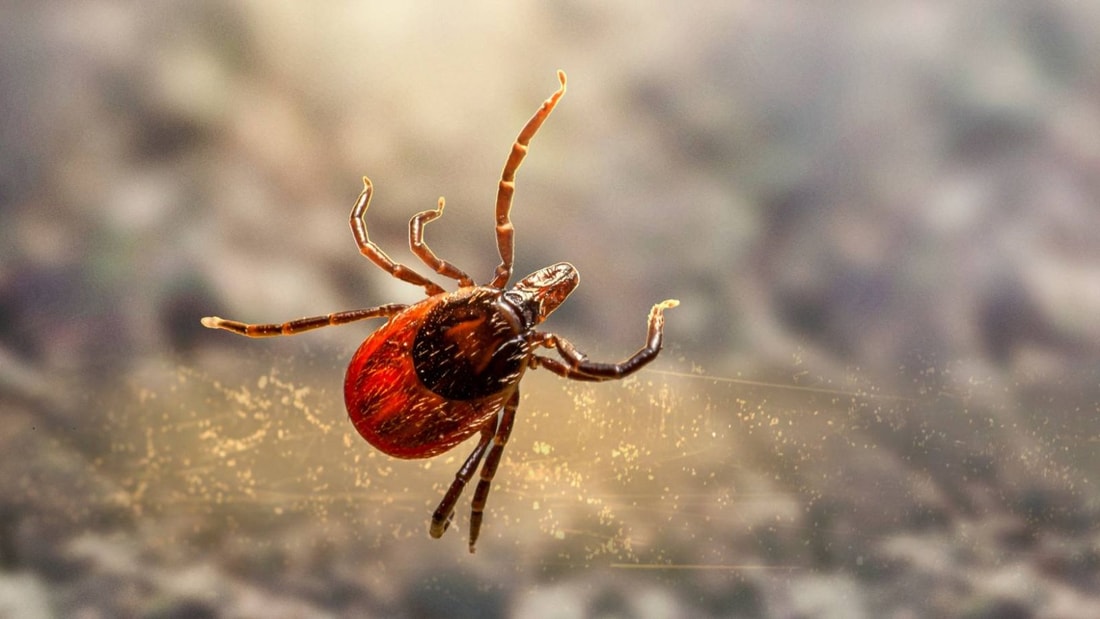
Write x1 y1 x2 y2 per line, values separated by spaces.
344 287 527 459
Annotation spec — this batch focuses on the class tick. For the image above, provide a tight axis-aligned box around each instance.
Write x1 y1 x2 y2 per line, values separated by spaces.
201 71 677 552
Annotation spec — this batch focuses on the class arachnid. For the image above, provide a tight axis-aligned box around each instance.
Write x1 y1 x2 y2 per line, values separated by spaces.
201 71 678 552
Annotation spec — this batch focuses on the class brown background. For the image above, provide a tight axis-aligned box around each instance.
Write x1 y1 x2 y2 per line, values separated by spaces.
3 2 1100 617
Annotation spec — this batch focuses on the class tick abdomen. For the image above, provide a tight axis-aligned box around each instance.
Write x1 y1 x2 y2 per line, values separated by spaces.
343 288 523 459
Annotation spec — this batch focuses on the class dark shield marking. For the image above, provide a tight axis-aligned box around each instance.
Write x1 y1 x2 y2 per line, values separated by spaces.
412 291 526 400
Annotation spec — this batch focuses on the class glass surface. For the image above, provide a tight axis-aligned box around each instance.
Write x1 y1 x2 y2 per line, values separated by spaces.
3 2 1099 617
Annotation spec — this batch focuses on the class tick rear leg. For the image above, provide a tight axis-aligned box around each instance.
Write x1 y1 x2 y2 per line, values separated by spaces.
468 388 519 553
431 425 494 539
491 71 568 288
200 303 407 337
532 299 678 380
351 177 445 296
409 196 474 287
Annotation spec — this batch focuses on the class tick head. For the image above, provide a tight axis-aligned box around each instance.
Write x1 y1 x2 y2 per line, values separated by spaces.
505 262 579 327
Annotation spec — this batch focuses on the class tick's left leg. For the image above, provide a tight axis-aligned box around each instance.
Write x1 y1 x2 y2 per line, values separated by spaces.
468 388 519 553
531 299 678 380
201 303 408 337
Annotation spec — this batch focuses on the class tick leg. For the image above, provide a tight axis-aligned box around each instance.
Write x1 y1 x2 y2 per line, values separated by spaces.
468 388 519 553
530 356 604 382
409 196 475 287
490 71 567 288
532 299 678 380
200 303 407 337
351 177 445 296
430 425 494 539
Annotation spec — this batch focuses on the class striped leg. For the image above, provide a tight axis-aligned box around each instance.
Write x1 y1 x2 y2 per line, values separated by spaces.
201 303 407 337
409 196 474 287
468 388 519 552
491 71 568 288
351 177 445 296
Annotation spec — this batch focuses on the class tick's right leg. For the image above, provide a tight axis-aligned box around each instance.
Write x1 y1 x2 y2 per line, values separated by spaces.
430 425 494 539
351 177 445 296
409 196 475 287
490 71 567 288
201 303 407 337
531 299 678 379
467 388 519 553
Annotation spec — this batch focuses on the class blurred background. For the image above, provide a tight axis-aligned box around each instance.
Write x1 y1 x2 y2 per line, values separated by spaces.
3 1 1100 617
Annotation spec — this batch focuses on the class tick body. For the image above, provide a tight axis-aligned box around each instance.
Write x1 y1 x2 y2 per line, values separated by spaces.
202 71 677 552
344 286 527 459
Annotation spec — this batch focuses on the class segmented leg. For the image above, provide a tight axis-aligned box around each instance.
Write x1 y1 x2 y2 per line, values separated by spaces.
491 71 568 288
409 196 474 287
467 388 519 553
532 299 678 380
351 177 445 296
430 424 494 539
200 304 407 337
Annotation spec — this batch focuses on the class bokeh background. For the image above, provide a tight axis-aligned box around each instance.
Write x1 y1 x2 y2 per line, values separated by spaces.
3 1 1100 617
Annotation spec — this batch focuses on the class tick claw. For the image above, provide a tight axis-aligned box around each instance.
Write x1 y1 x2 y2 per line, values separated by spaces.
430 514 452 539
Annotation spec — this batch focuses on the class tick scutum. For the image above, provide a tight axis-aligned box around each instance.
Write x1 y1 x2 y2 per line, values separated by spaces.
412 288 528 401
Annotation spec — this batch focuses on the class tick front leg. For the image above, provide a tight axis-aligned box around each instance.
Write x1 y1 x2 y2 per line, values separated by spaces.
351 177 445 296
491 71 567 288
409 196 475 287
430 425 494 539
200 303 407 337
532 299 678 380
468 388 519 553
